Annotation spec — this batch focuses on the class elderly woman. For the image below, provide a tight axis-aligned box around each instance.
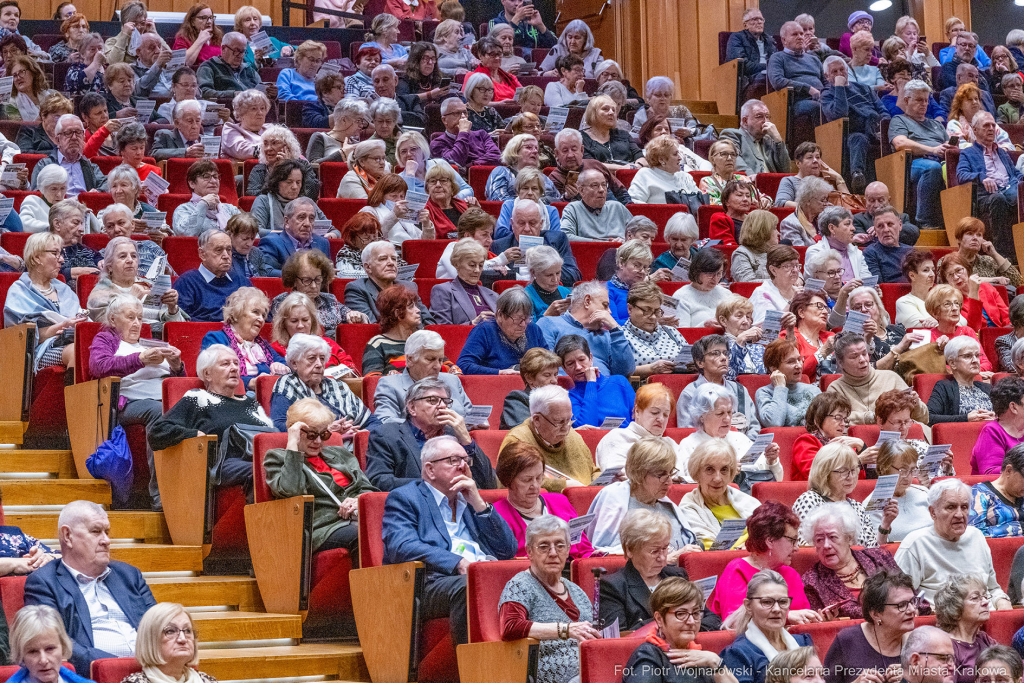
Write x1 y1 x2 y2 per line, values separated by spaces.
438 208 509 278
469 36 523 102
638 113 712 174
270 292 355 375
64 32 106 94
498 515 596 683
264 401 376 557
171 160 241 236
923 283 992 370
948 84 1014 149
335 213 383 278
368 98 403 166
607 241 662 324
543 54 590 108
652 212 698 272
246 126 320 200
86 234 182 325
756 339 821 427
103 62 137 121
977 648 1023 683
709 180 754 246
991 46 1020 94
775 142 849 207
847 31 886 91
500 348 560 429
396 130 473 201
800 502 902 619
153 68 202 124
582 95 643 169
999 72 1024 124
805 250 847 310
429 239 499 325
701 140 773 207
344 45 381 99
270 252 362 335
4 56 49 122
789 289 836 380
707 502 819 623
928 336 995 424
461 72 505 132
433 19 477 75
631 76 697 139
3 233 82 371
20 166 69 233
337 139 389 199
935 575 999 683
251 160 330 237
494 167 562 239
623 281 689 379
200 287 287 390
363 285 440 376
780 177 830 248
491 24 528 75
110 128 161 188
732 210 779 283
594 383 676 472
678 383 782 482
523 245 571 320
234 5 289 62
276 40 326 102
587 437 700 556
426 163 483 238
8 605 94 683
494 441 595 560
862 440 934 542
872 388 941 471
972 377 1024 475
457 286 546 375
805 207 871 285
752 246 802 324
225 213 268 279
716 295 766 378
124 604 216 683
793 441 897 547
48 11 89 62
956 217 1023 287
222 89 271 161
997 299 1024 373
679 439 761 550
88 294 184 508
791 393 864 481
306 98 368 164
539 19 602 77
486 133 560 203
628 135 701 204
361 14 407 65
672 248 730 327
105 165 159 228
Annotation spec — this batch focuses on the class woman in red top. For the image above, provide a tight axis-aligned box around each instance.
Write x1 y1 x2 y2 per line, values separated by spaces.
468 35 522 102
709 179 752 246
919 282 994 372
788 288 835 379
791 392 867 481
173 3 222 67
937 252 1010 328
384 0 436 21
271 292 357 374
109 122 161 182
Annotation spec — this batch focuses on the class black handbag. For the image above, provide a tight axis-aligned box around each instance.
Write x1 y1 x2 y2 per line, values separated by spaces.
665 190 707 216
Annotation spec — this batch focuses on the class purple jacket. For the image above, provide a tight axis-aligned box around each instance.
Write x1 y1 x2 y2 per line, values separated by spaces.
802 547 899 618
88 327 185 406
493 492 595 559
429 130 502 170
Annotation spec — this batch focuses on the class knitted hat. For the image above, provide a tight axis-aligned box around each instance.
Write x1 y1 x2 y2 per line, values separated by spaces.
848 11 873 30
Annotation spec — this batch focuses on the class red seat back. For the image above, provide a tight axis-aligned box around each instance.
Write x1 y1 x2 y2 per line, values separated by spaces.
318 162 351 198
357 491 389 568
251 277 289 301
754 173 792 199
933 421 987 475
460 374 525 426
75 271 100 309
1 190 41 211
403 239 455 277
164 321 223 375
12 153 46 175
90 658 143 683
469 166 497 199
362 375 380 412
0 576 25 630
879 283 911 324
729 282 759 298
988 537 1024 589
336 323 381 372
647 374 699 427
319 197 366 228
467 559 531 642
682 549 747 581
161 377 205 411
165 158 238 204
255 374 277 414
820 374 842 391
579 638 646 683
571 241 617 281
156 193 191 218
472 429 510 466
980 327 1011 372
694 629 738 653
912 374 950 403
424 324 473 361
78 192 114 215
570 555 628 602
75 321 151 383
627 204 689 241
253 431 346 504
678 327 718 343
848 424 927 446
983 605 1024 643
162 236 201 274
353 429 370 469
0 232 29 257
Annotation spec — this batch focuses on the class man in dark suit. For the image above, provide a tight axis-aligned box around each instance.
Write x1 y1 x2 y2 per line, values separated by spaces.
725 8 775 96
852 181 921 246
938 63 996 121
151 100 205 162
30 115 108 194
256 198 331 277
491 200 581 287
366 377 494 491
382 434 516 645
25 501 156 676
343 241 434 323
956 111 1024 257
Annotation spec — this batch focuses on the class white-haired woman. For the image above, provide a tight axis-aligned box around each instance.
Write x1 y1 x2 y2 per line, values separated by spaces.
119 602 217 683
395 130 472 200
539 19 602 77
804 206 868 285
368 97 403 166
306 98 369 164
222 89 271 161
270 291 357 374
64 32 106 93
107 164 159 225
434 18 477 75
337 139 389 199
245 125 320 200
652 212 698 271
628 134 701 204
430 238 499 325
935 573 998 683
87 234 184 324
200 287 288 391
679 439 761 550
8 605 93 683
276 40 327 102
524 245 571 320
499 515 598 683
19 165 68 233
780 176 830 247
677 383 783 483
462 71 504 132
494 167 561 238
485 133 561 202
457 286 547 375
927 336 995 424
631 76 698 140
269 334 377 432
89 294 184 508
488 24 527 75
792 441 897 547
3 232 83 371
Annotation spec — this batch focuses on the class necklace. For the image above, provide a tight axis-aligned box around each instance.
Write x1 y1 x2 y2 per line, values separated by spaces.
835 560 864 583
30 280 54 296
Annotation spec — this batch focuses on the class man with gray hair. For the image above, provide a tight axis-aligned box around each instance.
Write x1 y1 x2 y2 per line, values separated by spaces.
24 500 157 676
366 376 495 492
491 199 581 286
373 329 473 423
382 434 516 645
820 54 890 192
31 114 108 195
956 110 1023 257
430 96 502 170
902 626 955 683
537 280 635 377
132 32 174 98
372 64 425 128
720 99 791 174
939 30 987 92
725 7 775 95
172 229 250 321
256 197 331 277
938 63 996 120
550 127 630 203
343 240 433 323
889 79 951 228
196 31 266 99
766 21 825 123
561 168 633 242
895 478 1011 608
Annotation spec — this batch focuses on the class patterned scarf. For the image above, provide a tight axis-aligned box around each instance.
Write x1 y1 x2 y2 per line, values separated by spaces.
497 324 527 356
222 322 276 373
354 165 378 193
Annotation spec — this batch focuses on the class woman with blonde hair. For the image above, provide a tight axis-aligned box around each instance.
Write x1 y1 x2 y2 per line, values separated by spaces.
9 605 93 683
200 287 287 390
895 15 938 69
764 647 824 683
581 94 643 169
485 133 560 202
680 439 761 550
234 5 291 63
270 292 357 373
433 18 476 75
120 602 216 683
246 125 320 200
277 40 328 102
362 13 408 65
628 134 700 204
337 139 389 199
222 89 272 161
732 210 780 282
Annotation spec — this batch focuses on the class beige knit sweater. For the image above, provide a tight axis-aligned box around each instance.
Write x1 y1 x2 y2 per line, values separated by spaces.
825 369 929 425
500 420 598 493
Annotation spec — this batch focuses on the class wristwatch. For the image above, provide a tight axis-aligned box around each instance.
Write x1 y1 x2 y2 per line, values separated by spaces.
878 525 892 535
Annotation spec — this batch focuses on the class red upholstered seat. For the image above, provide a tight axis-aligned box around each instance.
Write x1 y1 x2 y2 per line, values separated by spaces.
579 638 646 683
694 629 738 653
729 282 758 298
647 374 699 427
564 486 601 516
983 606 1024 643
469 165 497 198
933 421 987 475
879 283 911 323
479 200 502 218
472 429 510 466
570 555 628 601
335 323 379 372
681 549 747 581
251 277 288 301
1 190 41 211
820 374 842 391
678 328 718 343
162 236 201 274
790 620 862 659
988 537 1024 589
460 374 525 425
353 429 370 469
751 479 877 506
156 193 191 218
467 559 531 642
78 192 114 215
318 197 366 227
627 204 689 240
754 173 791 199
762 426 810 481
12 153 46 175
0 576 25 629
165 158 238 204
424 324 472 361
0 232 28 258
615 168 638 187
255 374 277 414
164 321 222 375
848 424 926 446
162 377 205 407
912 374 950 403
362 375 381 412
980 327 1010 371
318 162 351 198
403 239 455 277
91 659 142 683
571 241 617 281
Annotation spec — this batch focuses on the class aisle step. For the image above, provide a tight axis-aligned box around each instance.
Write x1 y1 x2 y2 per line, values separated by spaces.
147 576 263 611
110 544 203 573
0 479 110 505
0 423 27 445
197 644 368 681
0 450 75 476
191 611 302 642
8 511 170 543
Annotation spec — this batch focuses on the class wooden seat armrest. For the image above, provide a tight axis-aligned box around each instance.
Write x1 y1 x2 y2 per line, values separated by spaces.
815 118 847 177
874 151 910 214
712 59 741 117
0 324 34 439
1014 223 1024 270
154 435 217 546
941 183 974 246
245 495 314 616
761 88 791 147
351 561 425 683
457 639 539 683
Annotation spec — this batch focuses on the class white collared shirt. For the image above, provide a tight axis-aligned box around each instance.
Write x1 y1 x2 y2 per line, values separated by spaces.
198 264 231 283
425 483 490 563
63 562 137 657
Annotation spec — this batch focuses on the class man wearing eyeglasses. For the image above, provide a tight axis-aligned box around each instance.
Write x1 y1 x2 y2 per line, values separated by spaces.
257 197 331 277
902 626 956 683
196 32 268 100
720 100 790 175
382 434 516 646
726 9 776 96
30 114 107 196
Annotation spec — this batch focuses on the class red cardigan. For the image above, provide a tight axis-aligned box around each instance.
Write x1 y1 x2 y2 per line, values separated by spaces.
791 432 867 481
792 328 835 379
979 282 1010 327
468 66 522 102
271 336 356 371
709 213 739 246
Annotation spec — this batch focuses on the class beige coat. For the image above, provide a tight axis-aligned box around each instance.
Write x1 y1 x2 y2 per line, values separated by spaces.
678 485 761 547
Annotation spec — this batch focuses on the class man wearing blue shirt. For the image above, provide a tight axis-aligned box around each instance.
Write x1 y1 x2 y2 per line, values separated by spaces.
537 280 636 377
173 230 251 322
864 208 914 283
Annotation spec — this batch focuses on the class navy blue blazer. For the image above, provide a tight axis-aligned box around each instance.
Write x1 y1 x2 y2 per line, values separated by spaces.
720 632 814 683
956 142 1024 190
365 420 496 492
24 560 157 676
491 230 581 287
382 479 517 574
726 29 776 80
257 232 331 277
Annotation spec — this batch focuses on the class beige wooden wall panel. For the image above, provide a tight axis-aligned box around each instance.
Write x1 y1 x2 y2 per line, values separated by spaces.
911 0 972 53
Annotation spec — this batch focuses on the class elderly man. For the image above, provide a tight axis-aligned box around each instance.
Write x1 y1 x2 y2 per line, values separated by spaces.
726 8 775 94
258 198 331 277
488 0 556 49
24 500 157 676
49 199 99 289
381 434 516 647
344 241 434 323
766 21 825 123
196 32 266 100
957 111 1023 257
151 100 205 161
172 229 251 322
864 206 915 283
820 55 890 192
537 280 635 377
374 330 472 423
720 100 791 174
99 203 169 278
676 334 762 440
429 98 503 171
938 63 996 120
939 31 989 93
103 0 167 65
548 128 630 204
889 79 952 229
373 64 425 128
133 33 174 99
852 182 921 246
30 115 108 196
269 332 379 432
826 332 928 425
895 479 1012 608
561 169 633 242
491 199 581 286
902 626 956 683
367 378 495 492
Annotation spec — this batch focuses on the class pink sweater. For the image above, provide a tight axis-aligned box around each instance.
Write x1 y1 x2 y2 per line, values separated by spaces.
972 421 1024 474
493 492 595 559
707 557 811 619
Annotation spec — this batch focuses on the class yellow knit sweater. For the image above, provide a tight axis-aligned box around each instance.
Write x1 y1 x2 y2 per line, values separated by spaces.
499 419 598 493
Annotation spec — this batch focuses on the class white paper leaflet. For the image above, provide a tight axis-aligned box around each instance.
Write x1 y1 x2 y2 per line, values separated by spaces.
709 519 747 550
598 416 624 430
568 514 594 543
865 474 899 511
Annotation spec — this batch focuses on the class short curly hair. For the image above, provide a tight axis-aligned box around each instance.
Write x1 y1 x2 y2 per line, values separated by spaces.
376 284 419 333
901 249 934 280
874 388 920 424
744 501 800 554
804 392 852 433
280 249 334 291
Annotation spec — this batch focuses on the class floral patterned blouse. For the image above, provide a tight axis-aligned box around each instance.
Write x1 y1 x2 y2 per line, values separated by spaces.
48 40 75 62
65 64 106 94
0 526 53 556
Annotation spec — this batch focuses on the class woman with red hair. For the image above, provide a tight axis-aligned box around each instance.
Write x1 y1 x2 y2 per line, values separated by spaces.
334 212 408 279
362 284 459 376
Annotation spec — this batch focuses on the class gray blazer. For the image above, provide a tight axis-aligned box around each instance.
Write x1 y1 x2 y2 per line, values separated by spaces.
151 129 195 162
720 127 792 175
429 278 498 325
343 277 434 325
374 370 472 423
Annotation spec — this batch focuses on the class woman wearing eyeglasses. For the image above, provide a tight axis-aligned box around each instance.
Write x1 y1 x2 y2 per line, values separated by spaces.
830 287 911 373
265 397 377 561
927 336 995 426
864 442 933 543
788 289 836 380
720 570 814 683
173 3 222 67
921 284 992 372
792 393 870 482
935 574 998 683
821 570 920 683
120 602 217 683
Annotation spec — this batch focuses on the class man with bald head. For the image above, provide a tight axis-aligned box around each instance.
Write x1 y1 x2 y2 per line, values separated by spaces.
938 62 996 120
957 110 1023 256
25 501 157 676
766 21 824 123
491 199 581 286
902 626 955 683
561 168 633 241
852 181 920 245
196 31 267 99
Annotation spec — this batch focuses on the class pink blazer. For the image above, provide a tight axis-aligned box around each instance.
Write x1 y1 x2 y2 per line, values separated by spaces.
493 493 596 559
707 557 811 619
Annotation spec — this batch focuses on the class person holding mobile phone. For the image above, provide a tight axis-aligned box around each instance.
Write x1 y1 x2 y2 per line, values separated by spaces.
488 0 555 49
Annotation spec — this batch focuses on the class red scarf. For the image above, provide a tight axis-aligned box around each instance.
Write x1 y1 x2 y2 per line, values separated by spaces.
426 197 468 237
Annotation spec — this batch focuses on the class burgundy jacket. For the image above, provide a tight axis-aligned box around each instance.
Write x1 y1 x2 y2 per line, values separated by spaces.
429 130 502 170
801 547 899 619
